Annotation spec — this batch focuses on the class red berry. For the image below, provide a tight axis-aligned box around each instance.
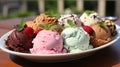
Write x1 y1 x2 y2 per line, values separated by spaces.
35 28 43 34
24 27 34 37
83 26 93 35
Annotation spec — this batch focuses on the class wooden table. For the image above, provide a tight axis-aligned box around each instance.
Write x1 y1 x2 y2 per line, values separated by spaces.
0 17 120 67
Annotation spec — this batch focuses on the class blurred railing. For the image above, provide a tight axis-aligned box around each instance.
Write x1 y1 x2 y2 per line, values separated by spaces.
1 0 120 18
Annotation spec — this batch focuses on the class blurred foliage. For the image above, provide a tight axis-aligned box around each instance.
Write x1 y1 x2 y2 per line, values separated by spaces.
8 11 36 19
45 0 57 11
44 0 60 18
44 0 83 18
64 0 76 9
0 14 4 20
27 1 38 13
0 0 115 20
73 9 84 14
44 10 60 18
84 1 97 11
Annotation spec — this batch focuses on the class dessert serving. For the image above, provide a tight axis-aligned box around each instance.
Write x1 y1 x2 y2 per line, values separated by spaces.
4 10 118 54
6 19 34 53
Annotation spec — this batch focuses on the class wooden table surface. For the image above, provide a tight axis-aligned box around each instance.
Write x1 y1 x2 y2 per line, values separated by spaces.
0 17 120 67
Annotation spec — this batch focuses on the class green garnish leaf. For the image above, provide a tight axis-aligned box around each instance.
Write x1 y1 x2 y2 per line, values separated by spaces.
17 19 26 31
85 10 95 15
39 24 44 28
39 24 45 29
39 24 59 30
63 26 70 29
50 25 59 30
67 20 76 27
46 24 51 30
98 22 106 27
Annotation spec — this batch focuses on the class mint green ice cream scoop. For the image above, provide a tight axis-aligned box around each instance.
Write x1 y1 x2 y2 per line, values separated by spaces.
61 27 92 53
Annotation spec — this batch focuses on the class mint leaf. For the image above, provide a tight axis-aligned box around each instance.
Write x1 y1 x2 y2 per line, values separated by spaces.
39 24 50 30
17 19 26 31
98 22 106 27
39 24 59 30
67 20 73 26
39 24 45 29
63 26 69 29
67 20 76 27
50 25 59 30
46 24 51 30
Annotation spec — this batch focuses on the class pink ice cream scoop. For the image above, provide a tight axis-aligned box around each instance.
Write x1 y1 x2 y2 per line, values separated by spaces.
30 30 66 54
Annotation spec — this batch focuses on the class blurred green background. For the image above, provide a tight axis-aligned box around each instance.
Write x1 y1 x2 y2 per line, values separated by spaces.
0 0 115 20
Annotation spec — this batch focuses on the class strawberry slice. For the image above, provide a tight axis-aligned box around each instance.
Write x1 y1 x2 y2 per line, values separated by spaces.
24 27 34 37
83 26 94 35
35 28 43 34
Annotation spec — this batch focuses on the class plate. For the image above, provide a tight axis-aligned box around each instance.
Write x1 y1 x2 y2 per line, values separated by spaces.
0 25 120 62
101 16 118 21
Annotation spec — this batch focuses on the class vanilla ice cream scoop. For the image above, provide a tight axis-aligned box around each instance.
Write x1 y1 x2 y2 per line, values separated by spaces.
80 11 100 26
58 14 79 27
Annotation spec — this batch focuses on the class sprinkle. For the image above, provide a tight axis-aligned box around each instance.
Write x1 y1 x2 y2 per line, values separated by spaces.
41 40 45 42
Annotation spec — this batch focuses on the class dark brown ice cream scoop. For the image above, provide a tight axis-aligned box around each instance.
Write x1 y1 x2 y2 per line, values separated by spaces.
6 30 33 53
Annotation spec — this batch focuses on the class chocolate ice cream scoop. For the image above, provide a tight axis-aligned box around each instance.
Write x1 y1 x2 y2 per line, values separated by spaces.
6 30 33 53
103 19 116 36
90 23 112 47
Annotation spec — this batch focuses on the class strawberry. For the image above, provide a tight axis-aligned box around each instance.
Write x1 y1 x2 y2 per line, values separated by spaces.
23 27 34 37
83 26 93 35
35 28 43 34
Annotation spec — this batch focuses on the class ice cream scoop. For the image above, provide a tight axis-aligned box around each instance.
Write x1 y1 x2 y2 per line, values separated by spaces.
102 19 116 36
6 19 34 53
80 11 114 47
30 30 66 54
90 23 112 47
61 27 92 53
80 11 100 26
26 14 62 34
58 14 79 27
6 30 33 53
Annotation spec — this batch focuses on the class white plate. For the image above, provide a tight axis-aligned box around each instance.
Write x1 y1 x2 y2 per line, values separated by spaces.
0 25 120 62
105 16 118 21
